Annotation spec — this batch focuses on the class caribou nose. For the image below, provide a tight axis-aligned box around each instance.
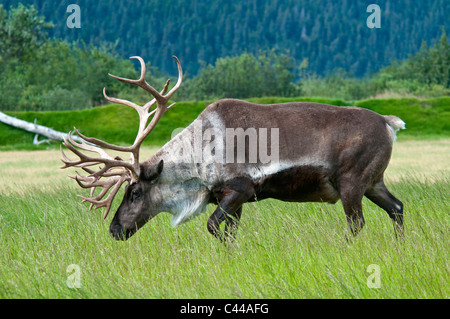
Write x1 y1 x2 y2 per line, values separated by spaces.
109 222 126 241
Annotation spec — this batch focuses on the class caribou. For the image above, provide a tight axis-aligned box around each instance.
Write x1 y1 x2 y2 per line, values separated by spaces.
61 56 405 241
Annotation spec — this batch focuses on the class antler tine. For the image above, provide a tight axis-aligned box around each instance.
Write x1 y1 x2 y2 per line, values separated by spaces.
108 56 162 102
67 130 111 159
162 79 171 95
108 56 182 111
163 56 183 102
61 130 136 177
142 79 171 112
73 126 131 153
102 88 143 114
140 57 182 112
72 169 129 219
78 174 129 219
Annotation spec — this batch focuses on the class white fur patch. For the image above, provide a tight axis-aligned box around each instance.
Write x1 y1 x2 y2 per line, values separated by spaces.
384 116 406 143
385 116 406 131
386 123 396 143
168 188 210 227
247 158 331 181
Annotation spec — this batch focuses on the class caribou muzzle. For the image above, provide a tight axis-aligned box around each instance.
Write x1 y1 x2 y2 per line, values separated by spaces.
109 221 136 241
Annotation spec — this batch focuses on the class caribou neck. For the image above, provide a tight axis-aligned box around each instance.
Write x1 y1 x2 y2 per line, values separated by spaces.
145 136 211 226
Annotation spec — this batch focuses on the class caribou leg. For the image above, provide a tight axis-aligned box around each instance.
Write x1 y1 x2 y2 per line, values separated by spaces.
341 194 365 237
224 206 242 240
207 204 242 242
338 175 366 237
207 178 254 241
365 180 404 237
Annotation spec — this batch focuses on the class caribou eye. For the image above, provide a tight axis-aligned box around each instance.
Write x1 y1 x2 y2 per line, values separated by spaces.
131 189 141 201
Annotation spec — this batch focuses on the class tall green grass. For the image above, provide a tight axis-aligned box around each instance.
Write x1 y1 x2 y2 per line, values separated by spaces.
1 96 449 150
0 175 448 298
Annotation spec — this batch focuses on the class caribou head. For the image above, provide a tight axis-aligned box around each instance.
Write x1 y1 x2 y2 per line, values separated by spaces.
61 56 182 240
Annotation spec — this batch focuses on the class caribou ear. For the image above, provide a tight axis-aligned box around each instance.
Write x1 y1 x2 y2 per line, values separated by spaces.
140 160 164 181
156 159 164 174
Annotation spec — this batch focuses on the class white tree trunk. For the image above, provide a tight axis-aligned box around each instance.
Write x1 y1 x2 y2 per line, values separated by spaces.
0 111 85 144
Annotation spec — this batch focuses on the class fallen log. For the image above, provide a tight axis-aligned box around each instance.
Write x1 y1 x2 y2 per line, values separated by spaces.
0 111 85 145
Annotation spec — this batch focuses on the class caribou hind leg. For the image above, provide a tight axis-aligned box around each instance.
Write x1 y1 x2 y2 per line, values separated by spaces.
338 175 367 237
365 180 404 237
340 191 366 237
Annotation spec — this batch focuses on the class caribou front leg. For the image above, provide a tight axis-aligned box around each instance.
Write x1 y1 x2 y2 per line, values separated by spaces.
207 178 255 241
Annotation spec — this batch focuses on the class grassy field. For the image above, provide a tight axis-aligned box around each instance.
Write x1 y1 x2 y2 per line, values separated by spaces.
0 140 448 298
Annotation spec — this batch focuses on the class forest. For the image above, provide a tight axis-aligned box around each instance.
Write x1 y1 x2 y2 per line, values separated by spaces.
0 2 449 111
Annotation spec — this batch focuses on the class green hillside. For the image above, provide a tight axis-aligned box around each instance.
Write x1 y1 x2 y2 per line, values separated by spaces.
1 97 449 150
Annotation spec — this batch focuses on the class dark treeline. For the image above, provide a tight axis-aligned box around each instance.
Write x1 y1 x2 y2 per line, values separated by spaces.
1 0 449 77
0 3 448 111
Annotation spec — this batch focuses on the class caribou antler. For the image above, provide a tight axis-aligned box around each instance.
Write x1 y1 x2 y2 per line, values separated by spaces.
61 56 183 219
